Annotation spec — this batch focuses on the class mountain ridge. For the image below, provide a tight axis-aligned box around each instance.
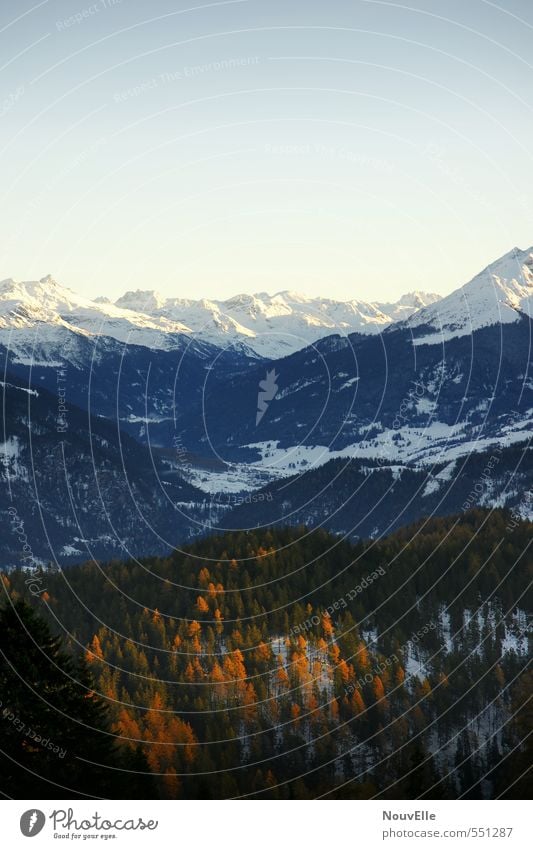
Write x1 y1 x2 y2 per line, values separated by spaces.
2 245 532 358
0 274 441 359
114 286 442 357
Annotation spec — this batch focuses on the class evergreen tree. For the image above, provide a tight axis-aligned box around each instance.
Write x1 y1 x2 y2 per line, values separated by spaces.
0 600 149 798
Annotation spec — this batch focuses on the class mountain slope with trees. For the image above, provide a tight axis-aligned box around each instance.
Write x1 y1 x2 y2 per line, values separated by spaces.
3 510 531 799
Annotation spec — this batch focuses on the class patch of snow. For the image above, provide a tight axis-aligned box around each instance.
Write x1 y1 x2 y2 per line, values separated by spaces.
0 436 28 481
337 376 360 391
60 544 83 556
0 380 39 396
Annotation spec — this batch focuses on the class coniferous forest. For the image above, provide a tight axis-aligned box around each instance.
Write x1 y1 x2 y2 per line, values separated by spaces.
1 509 531 799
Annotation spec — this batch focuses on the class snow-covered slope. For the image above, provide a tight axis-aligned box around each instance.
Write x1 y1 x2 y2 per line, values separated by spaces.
404 246 533 345
114 288 442 357
0 275 191 351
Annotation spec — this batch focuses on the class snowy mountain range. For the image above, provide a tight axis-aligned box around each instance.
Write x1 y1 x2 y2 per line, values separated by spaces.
113 288 442 357
0 274 442 359
0 245 531 565
1 245 532 359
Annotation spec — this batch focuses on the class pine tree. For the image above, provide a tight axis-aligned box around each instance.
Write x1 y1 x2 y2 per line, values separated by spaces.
0 600 135 798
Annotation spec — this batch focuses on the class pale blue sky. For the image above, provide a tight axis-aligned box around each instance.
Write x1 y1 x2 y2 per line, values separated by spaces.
0 0 532 301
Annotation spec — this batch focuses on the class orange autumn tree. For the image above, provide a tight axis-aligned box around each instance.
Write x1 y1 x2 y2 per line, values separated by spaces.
85 633 104 663
196 596 209 614
142 691 198 797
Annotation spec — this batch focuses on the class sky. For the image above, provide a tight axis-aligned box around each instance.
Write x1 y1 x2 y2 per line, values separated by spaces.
0 0 532 303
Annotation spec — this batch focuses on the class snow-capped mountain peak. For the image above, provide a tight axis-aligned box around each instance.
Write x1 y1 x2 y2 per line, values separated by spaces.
404 246 533 345
114 289 168 313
